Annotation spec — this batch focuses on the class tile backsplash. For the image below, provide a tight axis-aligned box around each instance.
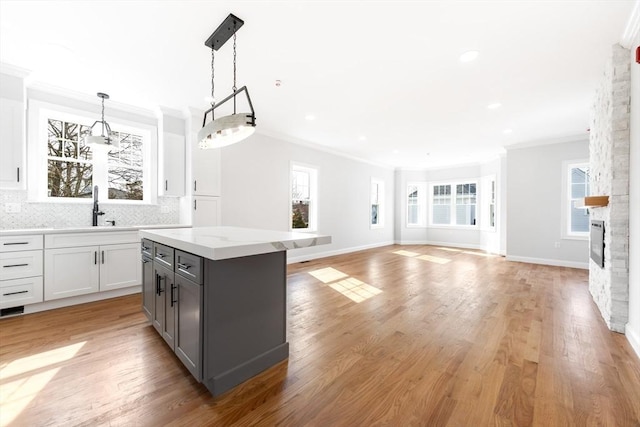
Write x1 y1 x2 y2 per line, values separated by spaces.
0 190 181 229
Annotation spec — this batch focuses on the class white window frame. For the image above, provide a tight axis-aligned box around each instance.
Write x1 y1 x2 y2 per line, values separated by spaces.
290 162 318 232
406 181 427 228
27 99 156 204
370 178 385 229
428 180 479 228
562 159 590 240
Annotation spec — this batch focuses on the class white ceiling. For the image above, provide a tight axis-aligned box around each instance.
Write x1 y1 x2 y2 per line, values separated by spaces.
0 0 636 169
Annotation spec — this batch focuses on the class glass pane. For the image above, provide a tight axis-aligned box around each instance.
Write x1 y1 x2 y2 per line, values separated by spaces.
571 167 587 184
48 119 63 157
64 121 79 141
47 160 92 198
572 183 586 199
371 183 379 204
433 205 450 225
292 170 310 200
490 204 495 227
108 166 143 200
292 201 309 229
456 204 477 226
371 204 379 225
408 205 418 224
571 205 589 232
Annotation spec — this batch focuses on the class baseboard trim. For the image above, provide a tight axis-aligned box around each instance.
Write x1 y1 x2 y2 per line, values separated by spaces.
625 323 640 361
287 241 395 264
505 255 588 270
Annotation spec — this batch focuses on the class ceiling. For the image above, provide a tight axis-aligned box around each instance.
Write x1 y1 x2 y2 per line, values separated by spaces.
0 0 636 169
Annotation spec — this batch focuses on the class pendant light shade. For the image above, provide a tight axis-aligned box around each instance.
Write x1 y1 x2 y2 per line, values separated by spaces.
84 92 119 148
199 14 256 149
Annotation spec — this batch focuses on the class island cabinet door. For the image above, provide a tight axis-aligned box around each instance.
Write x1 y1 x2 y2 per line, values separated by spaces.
141 257 154 322
152 264 168 336
162 267 176 350
175 274 203 381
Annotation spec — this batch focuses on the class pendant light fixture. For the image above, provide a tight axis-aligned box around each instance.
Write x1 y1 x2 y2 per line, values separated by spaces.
198 14 256 149
84 92 119 148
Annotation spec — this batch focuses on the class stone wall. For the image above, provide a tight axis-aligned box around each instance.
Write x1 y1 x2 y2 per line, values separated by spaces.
588 44 631 332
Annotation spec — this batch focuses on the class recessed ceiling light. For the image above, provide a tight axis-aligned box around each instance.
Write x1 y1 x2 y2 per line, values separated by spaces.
459 50 479 63
487 103 502 109
305 114 316 121
503 128 513 134
393 149 399 154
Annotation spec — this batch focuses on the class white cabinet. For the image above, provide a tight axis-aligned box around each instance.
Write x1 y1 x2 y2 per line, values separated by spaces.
160 132 185 197
0 234 43 309
192 145 221 196
0 98 25 189
193 196 221 227
44 232 140 301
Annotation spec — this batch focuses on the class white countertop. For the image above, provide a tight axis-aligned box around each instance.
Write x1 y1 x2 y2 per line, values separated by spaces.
139 226 332 260
0 224 188 237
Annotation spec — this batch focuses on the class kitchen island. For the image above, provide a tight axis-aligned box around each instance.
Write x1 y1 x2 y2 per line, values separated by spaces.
139 226 331 397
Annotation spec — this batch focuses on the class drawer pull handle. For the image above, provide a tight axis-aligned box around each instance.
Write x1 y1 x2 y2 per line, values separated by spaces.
3 242 29 246
177 263 191 270
3 290 28 296
170 283 177 307
3 263 29 268
141 246 149 251
156 253 165 258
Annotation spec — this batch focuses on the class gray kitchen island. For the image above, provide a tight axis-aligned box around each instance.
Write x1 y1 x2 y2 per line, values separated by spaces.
139 226 330 397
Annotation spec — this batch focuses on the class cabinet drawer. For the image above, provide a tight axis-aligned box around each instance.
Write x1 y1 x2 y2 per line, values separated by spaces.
0 250 43 280
141 239 154 258
154 243 174 269
0 235 43 252
0 276 44 308
175 250 203 284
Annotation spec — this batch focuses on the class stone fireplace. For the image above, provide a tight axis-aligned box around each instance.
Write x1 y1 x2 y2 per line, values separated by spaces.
588 44 631 333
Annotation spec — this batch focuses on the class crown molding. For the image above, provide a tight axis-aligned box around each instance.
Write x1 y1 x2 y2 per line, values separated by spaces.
621 0 640 48
0 62 31 78
503 134 588 151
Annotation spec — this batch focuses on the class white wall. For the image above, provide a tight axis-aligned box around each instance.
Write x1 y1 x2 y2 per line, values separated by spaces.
626 32 640 357
220 133 395 262
506 140 590 268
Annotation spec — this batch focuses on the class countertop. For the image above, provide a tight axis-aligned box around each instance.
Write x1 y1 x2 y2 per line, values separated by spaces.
139 226 332 260
0 224 189 237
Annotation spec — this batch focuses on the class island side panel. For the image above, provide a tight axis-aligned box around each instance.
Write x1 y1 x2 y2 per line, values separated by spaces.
203 250 289 396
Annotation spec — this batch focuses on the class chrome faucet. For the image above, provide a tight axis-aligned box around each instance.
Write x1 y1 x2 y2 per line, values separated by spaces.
92 185 105 226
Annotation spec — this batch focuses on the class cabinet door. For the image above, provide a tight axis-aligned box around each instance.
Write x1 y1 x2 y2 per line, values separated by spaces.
175 274 203 380
141 257 154 322
152 264 166 335
192 145 220 196
163 270 177 350
99 243 140 291
44 246 100 300
0 98 25 190
160 133 185 197
193 196 221 227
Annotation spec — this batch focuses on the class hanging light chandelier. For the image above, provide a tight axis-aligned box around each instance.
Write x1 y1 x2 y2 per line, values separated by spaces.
84 92 119 148
198 13 256 149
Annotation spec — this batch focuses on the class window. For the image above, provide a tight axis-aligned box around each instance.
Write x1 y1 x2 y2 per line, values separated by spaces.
563 161 590 237
291 163 317 231
29 100 154 203
429 181 478 227
406 182 427 227
489 179 496 228
370 178 384 228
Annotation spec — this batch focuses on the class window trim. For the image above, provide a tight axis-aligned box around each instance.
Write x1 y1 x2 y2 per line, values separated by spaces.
27 99 157 204
561 159 590 240
370 177 385 229
428 180 479 229
290 162 318 232
406 181 427 228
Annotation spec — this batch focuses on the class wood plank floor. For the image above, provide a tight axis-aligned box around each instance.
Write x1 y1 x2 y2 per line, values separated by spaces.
1 244 639 426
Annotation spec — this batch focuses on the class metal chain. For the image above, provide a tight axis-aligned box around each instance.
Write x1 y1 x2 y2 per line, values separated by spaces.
233 24 237 92
210 46 215 107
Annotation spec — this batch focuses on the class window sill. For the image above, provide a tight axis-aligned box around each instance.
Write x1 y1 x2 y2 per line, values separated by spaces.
427 224 479 231
561 234 589 241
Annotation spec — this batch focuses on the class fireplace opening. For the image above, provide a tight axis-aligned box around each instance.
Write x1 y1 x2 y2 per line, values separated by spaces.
590 220 605 268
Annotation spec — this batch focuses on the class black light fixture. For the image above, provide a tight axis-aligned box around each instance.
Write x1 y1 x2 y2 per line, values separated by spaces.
198 13 256 149
84 92 119 148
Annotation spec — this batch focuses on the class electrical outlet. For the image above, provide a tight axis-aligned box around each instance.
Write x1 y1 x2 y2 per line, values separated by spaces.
161 205 170 214
5 203 21 213
554 242 561 248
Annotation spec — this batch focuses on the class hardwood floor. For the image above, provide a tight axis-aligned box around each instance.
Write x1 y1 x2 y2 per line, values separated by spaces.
1 244 639 426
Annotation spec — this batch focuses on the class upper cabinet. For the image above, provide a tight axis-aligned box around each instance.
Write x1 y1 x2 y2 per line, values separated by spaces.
0 71 26 190
192 144 221 197
158 110 186 197
160 132 186 197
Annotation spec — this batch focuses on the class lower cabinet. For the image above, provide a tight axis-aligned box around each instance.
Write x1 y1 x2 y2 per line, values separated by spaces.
145 242 203 381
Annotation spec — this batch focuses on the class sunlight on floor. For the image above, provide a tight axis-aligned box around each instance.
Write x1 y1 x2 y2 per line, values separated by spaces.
393 250 420 257
463 251 495 257
329 277 382 303
308 267 349 283
308 267 382 303
437 247 463 252
416 254 451 264
0 341 86 426
393 250 452 264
